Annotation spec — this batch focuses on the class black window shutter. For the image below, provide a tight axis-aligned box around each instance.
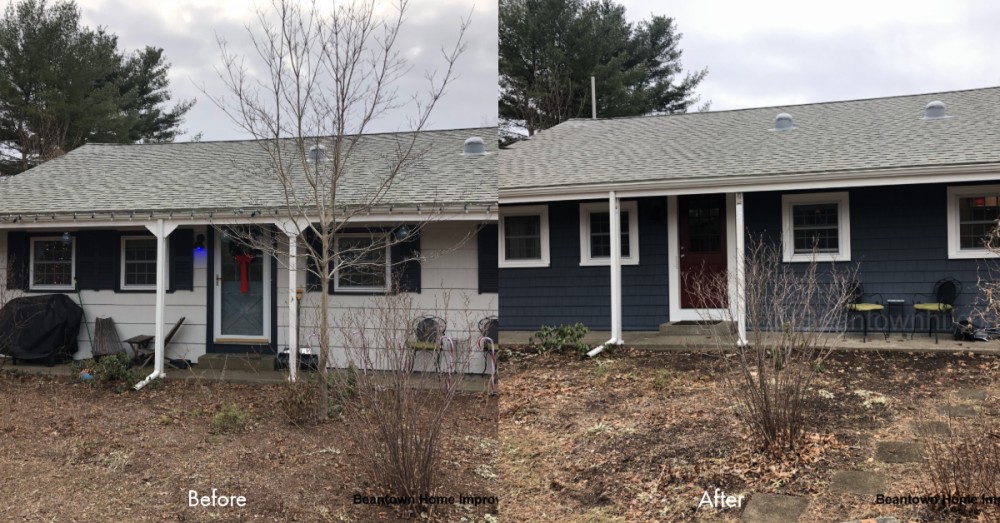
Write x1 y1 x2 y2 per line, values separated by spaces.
478 224 498 293
169 228 194 291
304 229 322 292
76 230 119 291
391 231 421 293
5 231 29 290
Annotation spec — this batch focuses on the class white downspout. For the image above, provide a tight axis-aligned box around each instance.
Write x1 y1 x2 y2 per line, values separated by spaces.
735 192 748 346
135 219 175 390
287 231 298 382
588 190 624 357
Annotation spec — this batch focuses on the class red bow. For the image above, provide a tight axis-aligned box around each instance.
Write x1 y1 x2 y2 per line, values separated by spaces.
235 255 254 294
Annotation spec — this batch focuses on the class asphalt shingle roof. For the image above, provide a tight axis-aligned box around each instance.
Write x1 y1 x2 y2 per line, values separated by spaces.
499 87 1000 192
0 127 496 216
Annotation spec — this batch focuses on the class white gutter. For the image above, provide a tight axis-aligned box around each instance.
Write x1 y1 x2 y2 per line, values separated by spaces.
499 164 1000 204
135 219 176 390
0 208 497 229
588 191 625 357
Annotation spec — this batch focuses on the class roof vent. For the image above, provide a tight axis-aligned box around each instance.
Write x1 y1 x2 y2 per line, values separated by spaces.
463 137 487 157
307 144 326 162
773 112 794 131
923 100 947 119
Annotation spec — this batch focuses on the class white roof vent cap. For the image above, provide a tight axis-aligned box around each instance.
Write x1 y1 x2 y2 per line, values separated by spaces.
773 112 794 131
463 136 487 156
923 100 947 119
307 144 326 162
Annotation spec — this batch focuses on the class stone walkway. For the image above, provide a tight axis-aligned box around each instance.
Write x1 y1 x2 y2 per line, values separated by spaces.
739 385 991 522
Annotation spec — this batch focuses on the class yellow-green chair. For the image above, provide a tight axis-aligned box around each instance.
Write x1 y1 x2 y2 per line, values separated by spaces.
912 278 961 344
847 281 884 342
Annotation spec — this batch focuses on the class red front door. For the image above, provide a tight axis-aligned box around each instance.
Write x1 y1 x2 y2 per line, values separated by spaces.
679 194 728 309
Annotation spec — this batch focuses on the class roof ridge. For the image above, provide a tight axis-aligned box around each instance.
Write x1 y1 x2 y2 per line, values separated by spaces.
562 85 1000 124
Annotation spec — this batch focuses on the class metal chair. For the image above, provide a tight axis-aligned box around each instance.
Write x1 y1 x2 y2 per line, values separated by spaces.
410 315 446 372
846 281 885 342
912 278 961 343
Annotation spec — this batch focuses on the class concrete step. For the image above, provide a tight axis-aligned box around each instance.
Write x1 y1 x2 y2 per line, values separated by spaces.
658 321 734 336
196 353 277 374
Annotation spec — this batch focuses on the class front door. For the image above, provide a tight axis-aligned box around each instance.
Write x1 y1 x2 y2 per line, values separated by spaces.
213 233 271 342
679 194 728 309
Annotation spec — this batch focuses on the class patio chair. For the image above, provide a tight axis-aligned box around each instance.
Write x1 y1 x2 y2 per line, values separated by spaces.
846 281 885 342
409 315 446 372
92 317 127 360
912 278 961 343
125 317 186 367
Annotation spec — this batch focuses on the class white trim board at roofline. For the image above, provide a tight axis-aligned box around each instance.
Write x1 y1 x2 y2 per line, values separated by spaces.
0 211 496 230
498 165 1000 204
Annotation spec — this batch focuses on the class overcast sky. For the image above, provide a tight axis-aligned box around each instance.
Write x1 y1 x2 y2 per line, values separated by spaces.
71 0 498 141
617 0 1000 112
28 0 1000 140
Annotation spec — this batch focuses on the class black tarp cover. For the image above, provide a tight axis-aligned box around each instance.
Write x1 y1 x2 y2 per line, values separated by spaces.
0 294 82 361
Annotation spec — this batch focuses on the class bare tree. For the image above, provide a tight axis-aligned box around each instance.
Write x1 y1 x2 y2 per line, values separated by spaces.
205 0 471 415
694 237 856 453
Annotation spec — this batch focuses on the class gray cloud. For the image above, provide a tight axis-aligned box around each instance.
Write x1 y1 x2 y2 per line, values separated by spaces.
75 0 497 141
619 0 1000 111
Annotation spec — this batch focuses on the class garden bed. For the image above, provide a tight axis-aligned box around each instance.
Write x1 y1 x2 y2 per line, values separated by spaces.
499 347 1000 522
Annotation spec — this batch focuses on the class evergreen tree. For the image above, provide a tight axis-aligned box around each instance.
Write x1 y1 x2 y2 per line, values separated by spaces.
499 0 706 141
0 0 193 174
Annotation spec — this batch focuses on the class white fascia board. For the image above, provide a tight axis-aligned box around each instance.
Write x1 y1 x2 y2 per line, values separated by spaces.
499 164 1000 204
0 210 496 230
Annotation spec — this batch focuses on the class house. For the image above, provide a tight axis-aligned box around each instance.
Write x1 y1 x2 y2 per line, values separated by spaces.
497 87 1000 344
0 127 499 385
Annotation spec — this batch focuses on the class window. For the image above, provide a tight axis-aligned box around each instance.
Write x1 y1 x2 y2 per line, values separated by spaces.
579 201 640 265
499 205 550 267
121 236 159 290
781 192 851 262
334 234 390 292
947 185 1000 259
30 237 75 290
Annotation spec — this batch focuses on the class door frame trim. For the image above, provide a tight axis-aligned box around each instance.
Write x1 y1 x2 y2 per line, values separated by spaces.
205 227 279 354
668 193 737 322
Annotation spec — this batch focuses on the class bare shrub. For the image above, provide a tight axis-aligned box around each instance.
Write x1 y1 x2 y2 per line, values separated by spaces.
920 415 1000 521
340 290 476 513
0 254 25 371
695 237 856 453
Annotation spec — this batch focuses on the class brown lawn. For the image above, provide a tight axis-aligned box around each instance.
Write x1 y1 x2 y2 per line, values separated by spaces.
499 347 1000 522
0 371 498 522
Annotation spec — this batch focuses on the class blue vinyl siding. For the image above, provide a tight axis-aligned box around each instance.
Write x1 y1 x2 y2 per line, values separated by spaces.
501 182 995 333
499 197 669 331
746 182 990 331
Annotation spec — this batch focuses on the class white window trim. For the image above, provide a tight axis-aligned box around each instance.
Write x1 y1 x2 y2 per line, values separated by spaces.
499 205 550 268
120 235 166 291
29 236 76 291
781 192 851 263
947 184 1000 259
333 233 391 293
578 200 640 266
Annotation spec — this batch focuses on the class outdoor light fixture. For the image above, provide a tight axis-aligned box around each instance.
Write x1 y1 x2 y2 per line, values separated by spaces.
60 232 72 245
394 225 412 241
194 234 206 251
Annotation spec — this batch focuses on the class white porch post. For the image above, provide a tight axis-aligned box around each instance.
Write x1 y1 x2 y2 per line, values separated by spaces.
609 190 623 344
135 218 177 390
735 192 748 346
287 231 298 382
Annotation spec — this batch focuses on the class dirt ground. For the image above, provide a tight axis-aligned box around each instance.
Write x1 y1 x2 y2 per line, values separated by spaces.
0 371 498 522
499 346 1000 522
